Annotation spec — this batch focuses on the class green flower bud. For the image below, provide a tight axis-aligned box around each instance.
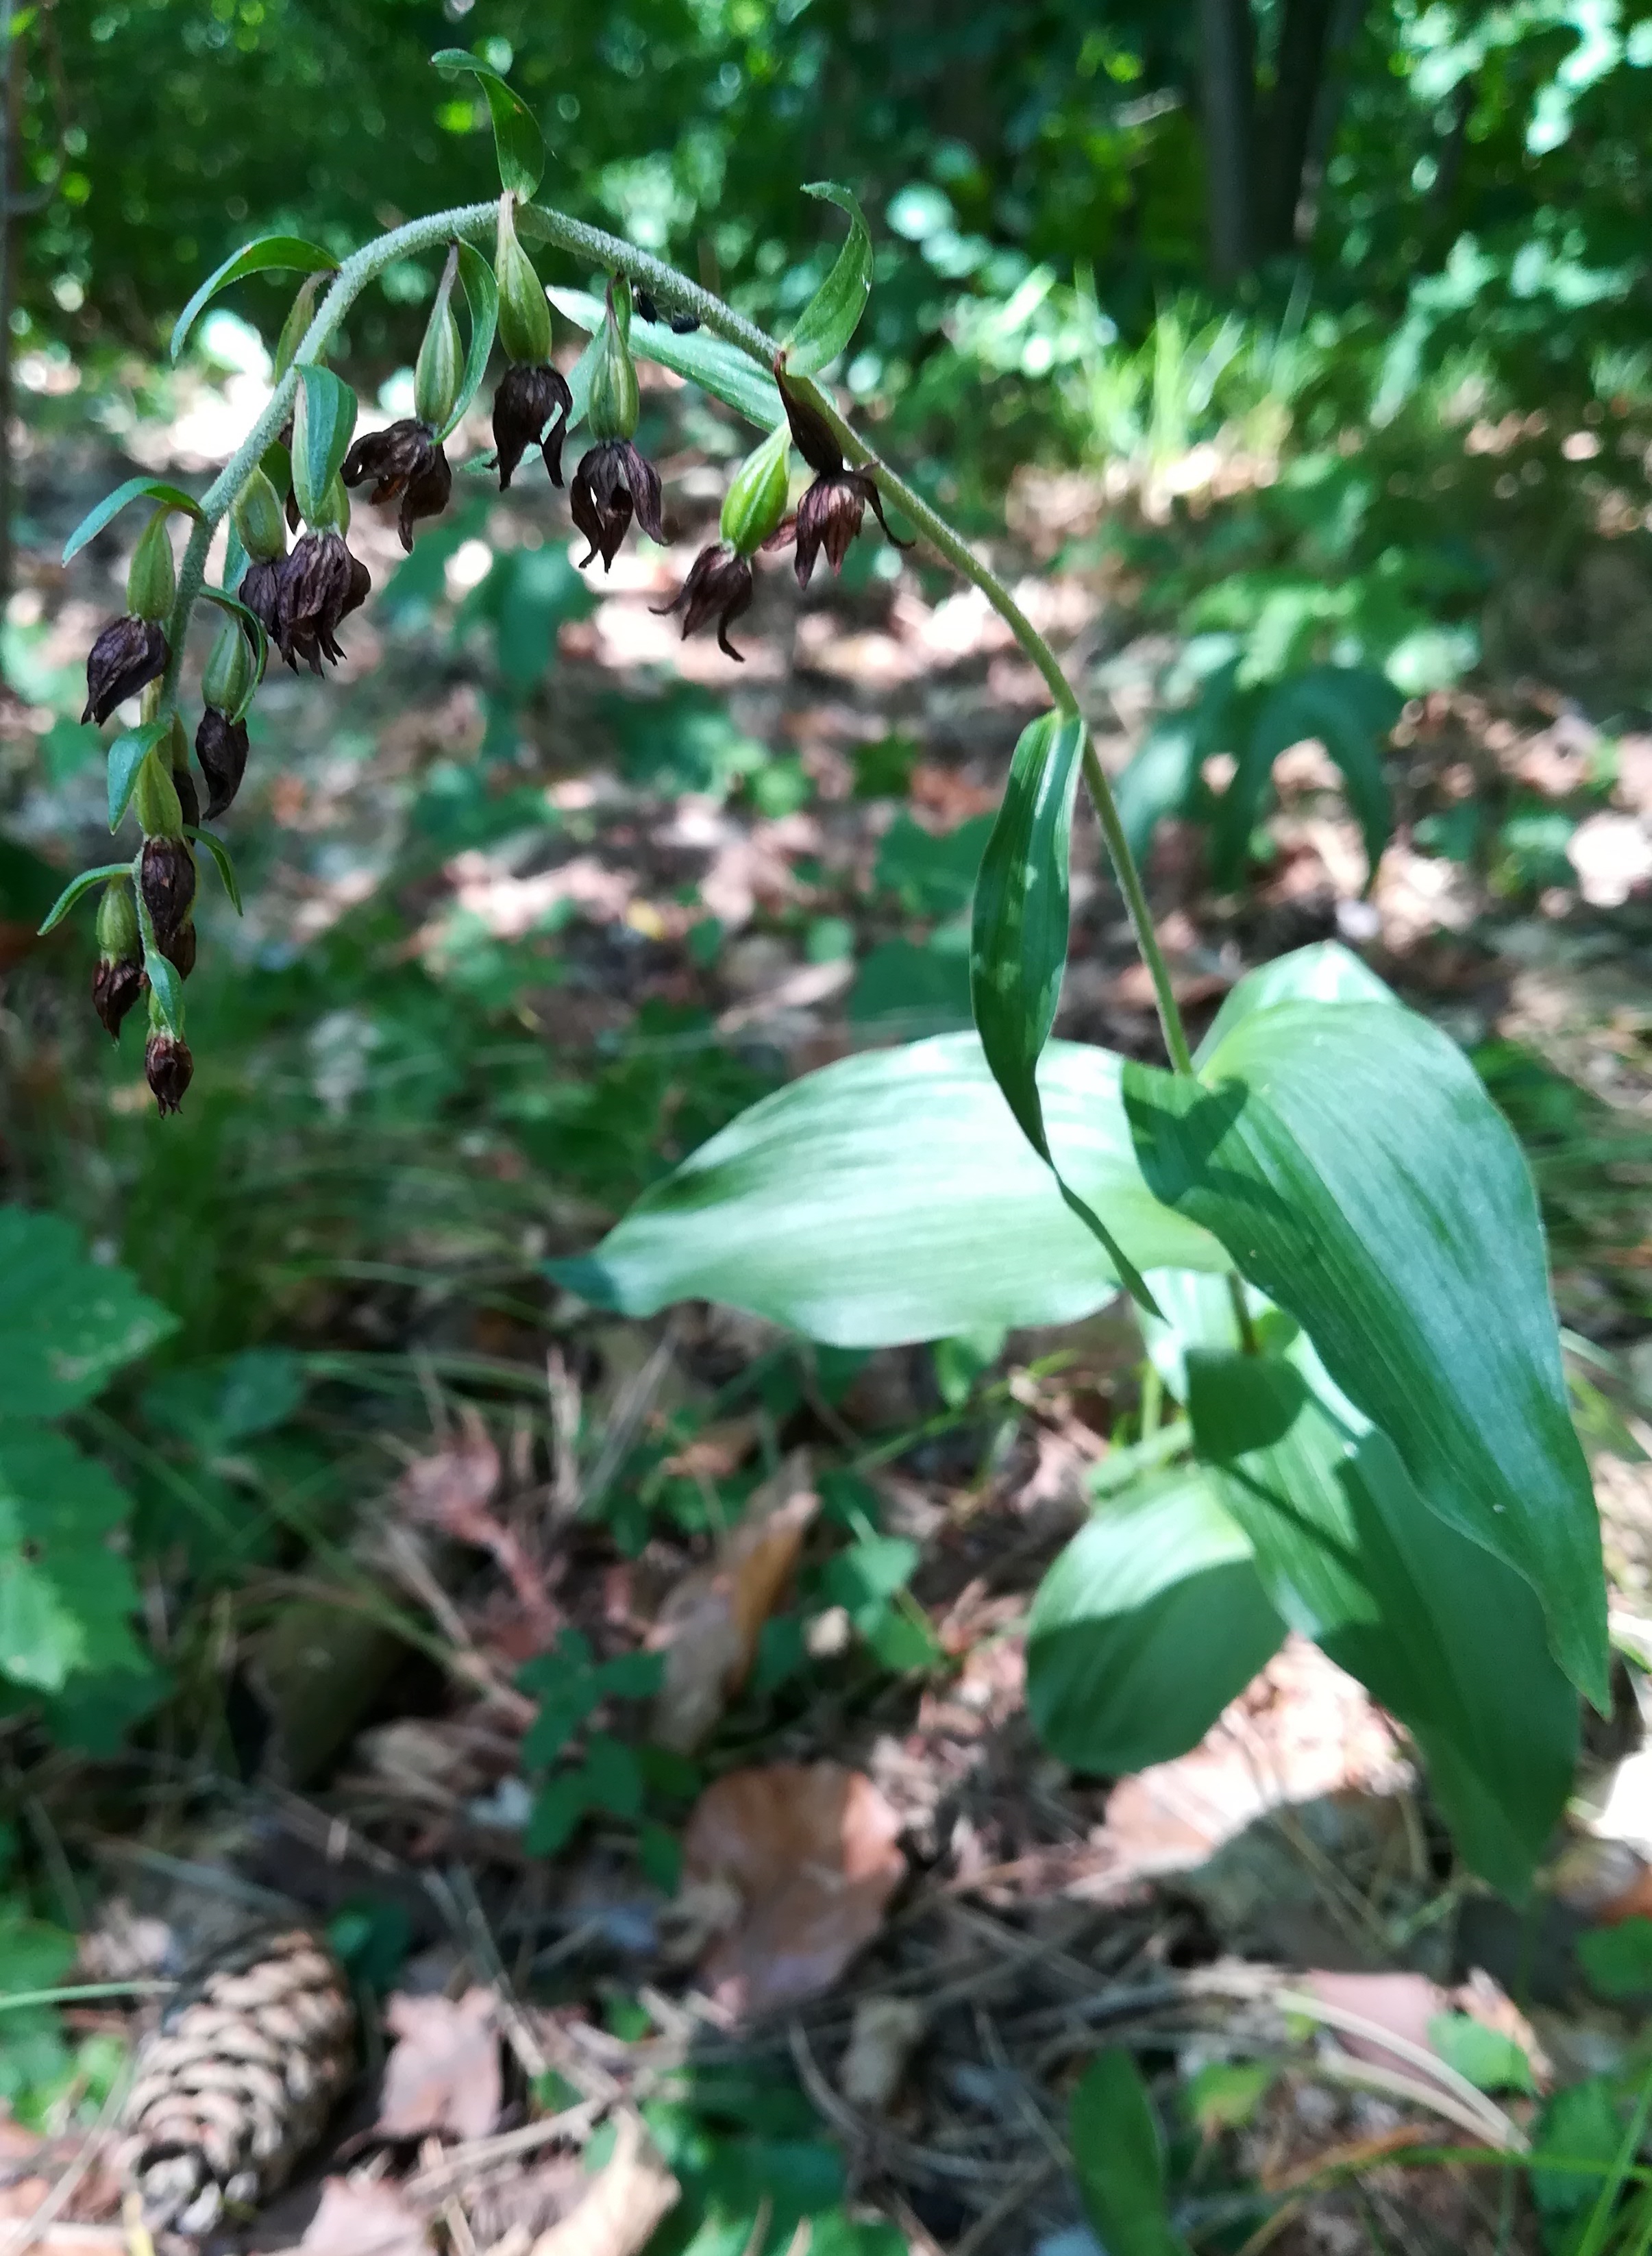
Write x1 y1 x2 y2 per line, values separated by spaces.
308 474 350 535
132 746 184 841
415 247 465 432
719 419 792 555
202 619 256 718
274 270 333 383
234 466 287 563
95 878 140 964
587 278 639 443
126 508 176 624
495 195 552 367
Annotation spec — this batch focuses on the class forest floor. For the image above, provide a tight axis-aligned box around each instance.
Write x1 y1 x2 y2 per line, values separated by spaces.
4 352 1652 2256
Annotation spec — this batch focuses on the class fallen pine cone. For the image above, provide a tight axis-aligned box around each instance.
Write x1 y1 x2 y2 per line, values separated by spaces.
116 1925 356 2235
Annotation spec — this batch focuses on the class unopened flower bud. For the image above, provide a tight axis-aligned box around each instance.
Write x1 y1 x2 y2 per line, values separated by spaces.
274 270 333 382
139 836 196 943
82 616 167 726
126 508 176 624
202 619 256 720
132 748 184 840
145 1029 194 1116
415 247 465 432
234 467 287 564
93 956 145 1040
587 279 639 443
158 917 197 980
495 195 552 366
719 421 791 556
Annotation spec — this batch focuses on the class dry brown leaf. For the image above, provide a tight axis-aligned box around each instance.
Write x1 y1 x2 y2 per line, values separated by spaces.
526 2116 678 2256
681 1761 906 2017
397 1413 555 1641
375 1989 502 2142
649 1449 817 1753
839 1997 926 2111
293 2177 431 2256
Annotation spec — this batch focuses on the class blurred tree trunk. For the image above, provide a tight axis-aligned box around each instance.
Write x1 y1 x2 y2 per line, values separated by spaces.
1199 0 1256 285
1256 0 1333 254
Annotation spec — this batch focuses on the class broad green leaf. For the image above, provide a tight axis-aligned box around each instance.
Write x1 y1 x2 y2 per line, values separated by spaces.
197 587 268 691
106 720 169 831
441 242 499 441
290 365 358 528
0 1212 175 1419
1026 1469 1283 1771
1211 665 1401 889
1070 2050 1189 2256
432 49 545 199
0 1422 146 1692
1186 1345 1578 1896
1531 2079 1625 2220
1577 1917 1652 1998
1196 937 1396 1058
184 829 243 915
62 477 202 567
36 864 132 938
1123 999 1609 1706
556 1033 1224 1348
784 182 873 376
972 710 1157 1311
169 234 334 363
1427 2011 1537 2094
546 286 782 429
1138 1265 1277 1399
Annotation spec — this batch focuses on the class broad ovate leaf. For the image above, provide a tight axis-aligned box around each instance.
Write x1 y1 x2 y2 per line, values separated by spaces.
972 710 1157 1310
63 477 201 567
1071 2050 1190 2256
1027 1469 1283 1773
556 1033 1224 1349
431 49 545 199
290 365 358 528
1187 1345 1578 1897
1196 937 1396 1058
0 1210 175 1419
1123 1001 1608 1705
784 182 873 376
169 234 334 364
547 286 782 429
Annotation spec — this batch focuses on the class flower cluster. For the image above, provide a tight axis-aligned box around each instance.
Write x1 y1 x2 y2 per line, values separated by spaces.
68 199 913 1120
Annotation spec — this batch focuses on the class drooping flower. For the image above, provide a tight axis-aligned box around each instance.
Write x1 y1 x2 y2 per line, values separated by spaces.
92 882 144 1042
341 419 452 552
569 439 665 571
139 836 195 946
654 543 753 662
93 957 145 1040
272 530 370 674
492 363 574 489
195 708 250 822
769 369 911 587
145 1031 194 1116
82 616 168 726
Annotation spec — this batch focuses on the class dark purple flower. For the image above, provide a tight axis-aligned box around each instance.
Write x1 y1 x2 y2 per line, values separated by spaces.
82 616 168 726
569 439 664 571
272 530 369 674
654 541 753 663
92 959 145 1041
341 418 452 551
769 367 911 587
139 836 195 944
239 557 284 648
145 1031 193 1116
172 762 201 833
196 708 249 822
157 920 197 980
493 364 574 489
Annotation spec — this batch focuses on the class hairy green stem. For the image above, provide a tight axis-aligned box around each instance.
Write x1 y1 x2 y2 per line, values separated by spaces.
153 189 1195 1077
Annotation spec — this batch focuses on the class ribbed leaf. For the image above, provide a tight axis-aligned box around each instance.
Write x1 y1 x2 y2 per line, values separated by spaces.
972 709 1157 1312
784 182 873 376
547 286 781 428
1026 1469 1283 1772
1196 937 1394 1058
63 478 201 567
431 49 544 198
1122 1001 1609 1705
169 234 334 364
441 242 499 441
556 1033 1224 1349
290 365 357 527
1187 1344 1579 1897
